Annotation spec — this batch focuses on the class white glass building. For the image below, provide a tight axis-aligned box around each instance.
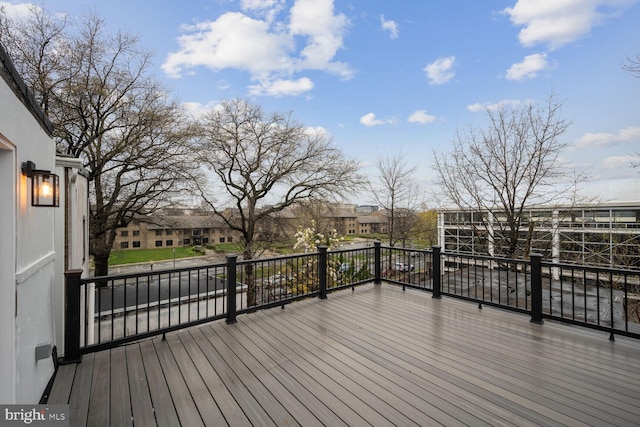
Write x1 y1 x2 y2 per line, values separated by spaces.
438 202 640 269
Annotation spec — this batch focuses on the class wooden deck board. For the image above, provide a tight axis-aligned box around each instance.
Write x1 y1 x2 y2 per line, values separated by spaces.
67 353 93 427
124 344 156 427
110 346 132 427
233 315 368 426
304 287 629 426
248 310 419 426
188 327 277 426
267 299 517 426
212 323 341 426
321 287 639 425
275 294 545 426
49 283 640 426
138 340 180 427
86 350 110 427
47 363 76 405
176 330 252 427
198 322 303 426
153 338 205 427
252 306 463 426
164 333 227 426
238 313 391 426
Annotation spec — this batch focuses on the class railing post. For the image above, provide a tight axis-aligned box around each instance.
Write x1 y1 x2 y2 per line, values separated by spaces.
432 246 442 299
374 241 381 284
226 255 238 324
62 269 83 364
530 253 544 325
318 245 328 299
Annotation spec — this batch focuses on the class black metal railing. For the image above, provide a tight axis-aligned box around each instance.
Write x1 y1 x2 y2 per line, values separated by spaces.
380 246 434 291
62 242 640 362
71 262 230 355
539 260 640 338
326 245 376 291
440 252 533 313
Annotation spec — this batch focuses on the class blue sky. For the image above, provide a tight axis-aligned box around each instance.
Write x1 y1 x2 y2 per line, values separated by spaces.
3 0 640 204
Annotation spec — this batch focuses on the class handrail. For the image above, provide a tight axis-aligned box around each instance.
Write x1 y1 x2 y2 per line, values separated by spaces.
62 242 640 361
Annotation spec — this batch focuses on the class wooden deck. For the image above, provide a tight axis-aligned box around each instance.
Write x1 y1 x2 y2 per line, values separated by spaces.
47 283 640 426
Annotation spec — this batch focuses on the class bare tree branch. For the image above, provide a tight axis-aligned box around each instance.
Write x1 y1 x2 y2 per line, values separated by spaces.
433 93 585 258
194 99 363 305
370 151 422 247
623 53 640 78
1 9 195 275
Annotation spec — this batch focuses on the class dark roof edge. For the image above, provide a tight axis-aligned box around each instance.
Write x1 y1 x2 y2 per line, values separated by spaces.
0 42 54 137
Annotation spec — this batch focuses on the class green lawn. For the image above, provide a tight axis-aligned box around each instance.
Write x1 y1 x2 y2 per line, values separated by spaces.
108 246 206 265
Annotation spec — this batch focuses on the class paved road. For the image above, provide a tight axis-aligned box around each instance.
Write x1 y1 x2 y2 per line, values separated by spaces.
96 271 227 312
96 240 381 312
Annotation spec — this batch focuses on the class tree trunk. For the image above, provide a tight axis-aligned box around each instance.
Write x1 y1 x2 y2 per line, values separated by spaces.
94 254 109 277
90 228 116 279
243 244 256 307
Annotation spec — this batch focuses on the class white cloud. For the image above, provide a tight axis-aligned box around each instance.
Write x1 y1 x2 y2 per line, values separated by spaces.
181 101 223 118
380 15 399 39
248 77 314 96
573 126 640 149
602 155 640 170
162 0 352 96
240 0 285 23
505 53 549 81
424 56 456 85
240 0 284 12
0 1 39 20
304 126 330 138
408 110 436 124
360 113 385 127
162 13 293 78
288 0 352 77
503 0 634 50
467 99 522 112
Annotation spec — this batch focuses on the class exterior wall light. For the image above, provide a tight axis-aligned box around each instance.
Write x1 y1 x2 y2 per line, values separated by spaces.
21 160 60 207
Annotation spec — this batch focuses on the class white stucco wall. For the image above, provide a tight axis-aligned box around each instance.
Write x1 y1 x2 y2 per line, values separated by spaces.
54 157 90 356
0 133 17 404
1 68 57 403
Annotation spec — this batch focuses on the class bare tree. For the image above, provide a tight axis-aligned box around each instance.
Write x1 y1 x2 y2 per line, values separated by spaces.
623 54 640 169
623 54 640 78
0 4 68 114
1 8 194 276
370 152 421 247
194 99 363 306
433 94 581 259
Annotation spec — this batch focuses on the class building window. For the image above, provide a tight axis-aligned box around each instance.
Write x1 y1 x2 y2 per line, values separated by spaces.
202 237 209 244
133 241 141 248
120 230 128 237
166 240 173 246
155 240 162 247
120 241 129 249
183 238 191 245
228 236 233 243
155 230 163 236
132 230 140 236
219 237 225 243
166 230 173 236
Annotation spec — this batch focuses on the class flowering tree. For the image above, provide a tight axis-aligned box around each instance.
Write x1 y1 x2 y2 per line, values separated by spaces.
288 221 341 294
293 221 342 253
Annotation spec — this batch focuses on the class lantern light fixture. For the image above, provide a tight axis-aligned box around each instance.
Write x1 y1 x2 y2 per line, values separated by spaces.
21 161 60 207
